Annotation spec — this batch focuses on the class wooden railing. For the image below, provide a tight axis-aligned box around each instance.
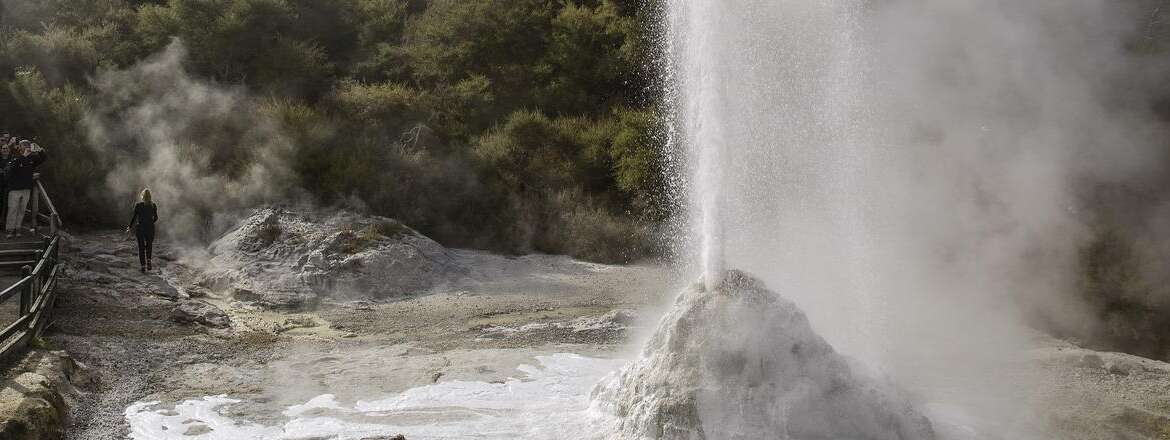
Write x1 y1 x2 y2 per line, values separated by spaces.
0 237 61 355
0 176 63 360
33 178 62 236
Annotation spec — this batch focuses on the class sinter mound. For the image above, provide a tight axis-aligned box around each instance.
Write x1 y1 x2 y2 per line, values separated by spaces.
593 270 935 440
195 207 465 309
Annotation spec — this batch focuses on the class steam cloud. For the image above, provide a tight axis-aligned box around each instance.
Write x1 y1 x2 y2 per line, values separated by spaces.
666 0 1170 434
84 39 296 244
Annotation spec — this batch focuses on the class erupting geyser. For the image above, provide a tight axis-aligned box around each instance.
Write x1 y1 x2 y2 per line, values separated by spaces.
591 0 940 437
593 271 934 440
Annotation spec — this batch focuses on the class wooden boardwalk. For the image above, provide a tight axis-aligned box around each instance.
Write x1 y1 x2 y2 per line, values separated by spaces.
0 179 62 361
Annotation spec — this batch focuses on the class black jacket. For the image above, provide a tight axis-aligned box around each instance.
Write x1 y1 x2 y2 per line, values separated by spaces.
129 202 158 233
0 154 12 189
6 151 46 190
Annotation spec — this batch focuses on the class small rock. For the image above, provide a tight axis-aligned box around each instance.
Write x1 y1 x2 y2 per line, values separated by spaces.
602 309 638 325
52 351 96 389
1105 359 1138 376
276 315 319 333
183 424 212 436
231 286 260 302
185 286 210 298
283 315 317 329
1078 354 1104 369
230 285 312 310
171 301 231 328
152 283 182 300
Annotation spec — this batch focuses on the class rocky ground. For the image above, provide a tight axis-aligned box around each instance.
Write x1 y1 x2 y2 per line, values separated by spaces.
44 209 675 439
1032 339 1170 439
0 207 1167 439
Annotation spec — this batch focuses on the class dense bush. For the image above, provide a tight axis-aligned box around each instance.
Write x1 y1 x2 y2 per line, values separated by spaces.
0 0 665 262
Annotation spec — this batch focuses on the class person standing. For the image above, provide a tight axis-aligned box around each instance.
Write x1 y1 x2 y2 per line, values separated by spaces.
5 140 46 238
0 141 14 227
126 188 158 273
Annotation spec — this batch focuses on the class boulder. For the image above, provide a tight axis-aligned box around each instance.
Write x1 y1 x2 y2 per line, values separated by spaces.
593 270 935 440
171 300 230 328
0 373 67 439
0 351 92 440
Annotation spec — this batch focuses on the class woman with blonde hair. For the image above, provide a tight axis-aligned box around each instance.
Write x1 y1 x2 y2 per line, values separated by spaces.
126 188 159 273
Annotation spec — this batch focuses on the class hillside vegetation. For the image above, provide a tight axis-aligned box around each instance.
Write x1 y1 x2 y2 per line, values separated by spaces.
0 0 667 262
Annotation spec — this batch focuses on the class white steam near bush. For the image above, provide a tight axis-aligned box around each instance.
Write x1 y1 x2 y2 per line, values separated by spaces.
84 39 295 243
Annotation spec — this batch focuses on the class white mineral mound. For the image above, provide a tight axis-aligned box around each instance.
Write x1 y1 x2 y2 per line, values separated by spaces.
196 207 465 308
593 270 935 440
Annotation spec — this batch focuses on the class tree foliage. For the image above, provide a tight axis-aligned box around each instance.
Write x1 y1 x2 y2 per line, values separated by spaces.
0 0 667 262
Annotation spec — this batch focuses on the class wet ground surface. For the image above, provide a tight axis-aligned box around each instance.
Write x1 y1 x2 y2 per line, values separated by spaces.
47 231 674 439
32 230 1170 439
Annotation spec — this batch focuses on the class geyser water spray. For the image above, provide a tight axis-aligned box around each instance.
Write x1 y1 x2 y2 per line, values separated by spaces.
666 0 876 353
590 0 944 437
651 0 1150 436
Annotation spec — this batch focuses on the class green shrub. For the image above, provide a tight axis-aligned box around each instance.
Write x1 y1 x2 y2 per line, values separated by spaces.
534 188 654 263
607 106 667 219
1 68 110 226
5 26 102 86
0 0 668 263
331 80 430 134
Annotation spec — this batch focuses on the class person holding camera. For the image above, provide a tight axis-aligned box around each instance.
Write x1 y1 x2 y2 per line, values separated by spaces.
0 139 14 226
5 140 46 238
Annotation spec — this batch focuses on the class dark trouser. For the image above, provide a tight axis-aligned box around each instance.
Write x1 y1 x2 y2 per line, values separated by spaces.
136 228 154 268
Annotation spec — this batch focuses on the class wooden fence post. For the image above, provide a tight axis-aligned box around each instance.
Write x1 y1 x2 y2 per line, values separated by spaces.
29 184 39 235
19 265 31 316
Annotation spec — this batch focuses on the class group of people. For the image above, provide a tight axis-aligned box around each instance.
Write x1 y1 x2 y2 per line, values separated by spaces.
0 132 157 273
0 133 47 239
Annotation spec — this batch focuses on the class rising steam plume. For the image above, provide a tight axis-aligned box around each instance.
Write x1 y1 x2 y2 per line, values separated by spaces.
84 39 296 244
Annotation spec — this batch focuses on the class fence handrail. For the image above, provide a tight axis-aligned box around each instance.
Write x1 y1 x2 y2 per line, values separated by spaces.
34 180 59 223
0 276 29 301
0 187 62 362
33 178 61 236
